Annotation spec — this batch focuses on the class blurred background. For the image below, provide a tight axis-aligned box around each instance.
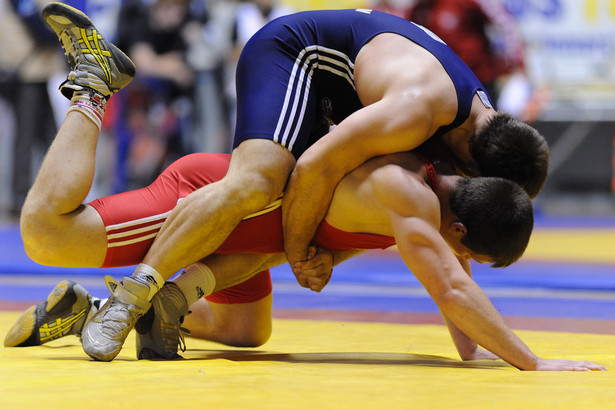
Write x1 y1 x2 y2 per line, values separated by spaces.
0 0 613 223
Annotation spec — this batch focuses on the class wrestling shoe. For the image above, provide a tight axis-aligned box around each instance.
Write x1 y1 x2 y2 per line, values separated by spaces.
42 2 135 100
81 276 151 361
4 280 96 347
135 282 189 360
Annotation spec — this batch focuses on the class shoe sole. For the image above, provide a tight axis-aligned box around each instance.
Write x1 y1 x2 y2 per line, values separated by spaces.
42 2 136 97
3 305 38 347
42 2 94 31
4 280 90 347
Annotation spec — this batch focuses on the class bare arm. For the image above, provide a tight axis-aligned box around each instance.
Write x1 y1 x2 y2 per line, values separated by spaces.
377 171 604 371
398 220 608 370
394 214 540 369
443 313 500 361
441 257 500 361
283 94 434 271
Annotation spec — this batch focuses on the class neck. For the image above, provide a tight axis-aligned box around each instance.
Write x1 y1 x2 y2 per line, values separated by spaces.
440 97 496 173
434 173 461 235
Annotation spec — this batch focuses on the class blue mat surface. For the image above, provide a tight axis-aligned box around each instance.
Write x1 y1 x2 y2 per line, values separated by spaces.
1 217 614 320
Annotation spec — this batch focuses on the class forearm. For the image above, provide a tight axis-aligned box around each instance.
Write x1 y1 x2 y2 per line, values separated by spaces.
282 165 337 265
436 281 538 370
442 314 479 360
442 261 499 361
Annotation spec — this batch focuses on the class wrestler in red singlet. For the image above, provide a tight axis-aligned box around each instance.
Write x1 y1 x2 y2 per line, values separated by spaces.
88 150 442 303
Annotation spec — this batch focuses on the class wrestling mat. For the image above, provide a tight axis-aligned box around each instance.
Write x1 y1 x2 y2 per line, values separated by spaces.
0 316 614 410
0 216 614 409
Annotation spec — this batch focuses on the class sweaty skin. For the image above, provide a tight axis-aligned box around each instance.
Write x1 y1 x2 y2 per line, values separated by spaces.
283 33 490 273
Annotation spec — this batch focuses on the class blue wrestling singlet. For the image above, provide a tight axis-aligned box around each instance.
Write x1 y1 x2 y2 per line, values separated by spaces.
233 9 491 158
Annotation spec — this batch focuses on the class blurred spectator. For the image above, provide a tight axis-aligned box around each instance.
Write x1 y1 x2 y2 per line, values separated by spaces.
231 0 293 52
225 0 293 135
1 0 66 218
62 0 123 201
115 0 201 189
184 0 233 154
407 0 537 120
368 0 413 19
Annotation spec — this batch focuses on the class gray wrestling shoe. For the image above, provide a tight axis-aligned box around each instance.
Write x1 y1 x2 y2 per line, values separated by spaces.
81 276 151 361
135 282 189 360
42 2 135 99
4 280 96 347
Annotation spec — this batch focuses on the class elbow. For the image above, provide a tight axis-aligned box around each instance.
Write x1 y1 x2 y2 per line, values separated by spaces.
294 153 322 177
295 149 341 179
291 157 331 189
431 279 472 313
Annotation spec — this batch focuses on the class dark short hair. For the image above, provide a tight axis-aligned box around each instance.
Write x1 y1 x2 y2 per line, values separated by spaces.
469 112 549 199
449 177 534 267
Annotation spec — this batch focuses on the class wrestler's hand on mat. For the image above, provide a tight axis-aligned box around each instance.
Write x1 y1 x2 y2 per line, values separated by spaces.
293 246 333 293
533 359 607 371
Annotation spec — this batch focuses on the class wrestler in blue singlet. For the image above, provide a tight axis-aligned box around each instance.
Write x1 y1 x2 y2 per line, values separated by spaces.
233 9 492 159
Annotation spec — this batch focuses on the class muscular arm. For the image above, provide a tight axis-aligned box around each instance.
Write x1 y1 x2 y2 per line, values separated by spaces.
394 216 539 369
442 257 500 361
283 94 435 270
371 169 539 369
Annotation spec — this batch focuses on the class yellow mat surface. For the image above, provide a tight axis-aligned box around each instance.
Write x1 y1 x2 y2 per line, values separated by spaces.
0 312 613 410
523 229 615 263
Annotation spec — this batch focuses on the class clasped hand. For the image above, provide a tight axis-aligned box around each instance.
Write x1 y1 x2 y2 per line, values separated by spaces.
292 246 334 292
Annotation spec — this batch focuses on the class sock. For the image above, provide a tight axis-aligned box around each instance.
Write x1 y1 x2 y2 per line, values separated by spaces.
91 297 104 310
130 263 165 301
66 89 107 131
172 263 216 306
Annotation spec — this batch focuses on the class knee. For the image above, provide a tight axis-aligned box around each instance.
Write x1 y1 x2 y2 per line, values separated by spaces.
223 172 286 213
223 143 295 212
20 204 58 265
187 320 271 348
225 325 271 348
214 314 272 348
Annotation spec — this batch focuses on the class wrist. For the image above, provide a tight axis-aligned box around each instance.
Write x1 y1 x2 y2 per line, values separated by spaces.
517 354 540 371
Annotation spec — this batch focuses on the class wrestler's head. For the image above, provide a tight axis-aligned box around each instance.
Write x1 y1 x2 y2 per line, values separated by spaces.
469 111 549 199
446 176 534 267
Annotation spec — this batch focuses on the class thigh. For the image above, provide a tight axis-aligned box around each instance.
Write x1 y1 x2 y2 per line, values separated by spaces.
33 203 109 267
87 154 226 267
234 34 320 159
225 139 296 204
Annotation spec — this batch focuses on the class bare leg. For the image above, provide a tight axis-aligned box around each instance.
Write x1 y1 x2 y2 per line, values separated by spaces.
20 111 107 267
83 140 294 361
141 139 296 279
182 296 273 347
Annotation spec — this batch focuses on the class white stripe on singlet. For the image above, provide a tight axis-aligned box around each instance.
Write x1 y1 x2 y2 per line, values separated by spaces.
242 197 282 220
105 196 283 249
106 209 172 248
273 45 355 151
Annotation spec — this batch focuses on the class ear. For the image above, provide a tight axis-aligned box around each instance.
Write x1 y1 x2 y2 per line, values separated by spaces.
449 222 467 238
